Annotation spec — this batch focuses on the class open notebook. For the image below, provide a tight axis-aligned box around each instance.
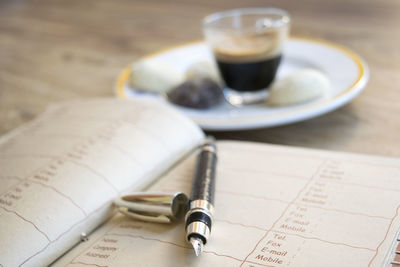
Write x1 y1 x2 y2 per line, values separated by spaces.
1 98 399 267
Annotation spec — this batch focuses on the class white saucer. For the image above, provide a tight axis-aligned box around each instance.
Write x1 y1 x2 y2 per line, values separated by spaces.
115 37 369 131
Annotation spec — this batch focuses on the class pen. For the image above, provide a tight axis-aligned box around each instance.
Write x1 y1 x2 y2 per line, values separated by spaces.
185 136 217 256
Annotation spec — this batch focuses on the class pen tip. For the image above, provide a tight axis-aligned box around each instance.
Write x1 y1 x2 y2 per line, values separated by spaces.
190 237 203 256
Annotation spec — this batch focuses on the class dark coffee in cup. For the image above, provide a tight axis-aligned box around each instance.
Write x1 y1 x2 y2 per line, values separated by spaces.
213 32 283 92
203 8 290 104
216 55 281 91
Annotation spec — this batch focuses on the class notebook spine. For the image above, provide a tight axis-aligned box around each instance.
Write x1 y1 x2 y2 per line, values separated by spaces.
384 227 400 266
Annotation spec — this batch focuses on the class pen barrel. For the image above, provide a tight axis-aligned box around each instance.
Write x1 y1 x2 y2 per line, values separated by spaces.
190 148 217 205
185 139 217 245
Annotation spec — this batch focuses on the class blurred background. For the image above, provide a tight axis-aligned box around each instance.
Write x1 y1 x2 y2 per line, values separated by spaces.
0 0 399 155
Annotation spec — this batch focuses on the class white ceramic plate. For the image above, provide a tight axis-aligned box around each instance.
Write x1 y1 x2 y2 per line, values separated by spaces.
115 37 369 131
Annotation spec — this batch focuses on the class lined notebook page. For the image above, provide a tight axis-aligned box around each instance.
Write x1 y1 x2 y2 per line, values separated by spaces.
0 98 204 267
54 141 400 267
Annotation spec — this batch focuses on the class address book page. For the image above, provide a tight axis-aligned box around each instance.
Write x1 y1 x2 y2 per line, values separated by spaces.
0 98 204 267
54 140 400 267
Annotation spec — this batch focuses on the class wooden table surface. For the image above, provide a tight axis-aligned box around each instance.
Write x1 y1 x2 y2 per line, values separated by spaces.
1 0 399 156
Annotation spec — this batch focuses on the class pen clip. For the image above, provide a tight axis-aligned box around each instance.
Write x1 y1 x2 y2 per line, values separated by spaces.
114 192 189 224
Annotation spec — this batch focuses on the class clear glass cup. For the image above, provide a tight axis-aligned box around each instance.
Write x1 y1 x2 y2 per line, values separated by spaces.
203 8 290 105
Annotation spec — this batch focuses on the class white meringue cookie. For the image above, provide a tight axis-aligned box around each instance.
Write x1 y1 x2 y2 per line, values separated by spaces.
130 59 184 93
184 61 223 85
267 69 331 106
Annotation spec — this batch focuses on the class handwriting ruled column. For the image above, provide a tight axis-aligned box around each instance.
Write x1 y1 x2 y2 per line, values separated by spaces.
238 159 327 267
239 158 400 267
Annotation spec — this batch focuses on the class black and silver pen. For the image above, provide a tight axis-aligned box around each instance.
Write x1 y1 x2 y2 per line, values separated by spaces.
185 136 217 256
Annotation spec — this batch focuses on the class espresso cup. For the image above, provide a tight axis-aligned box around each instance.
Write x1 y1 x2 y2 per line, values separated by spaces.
203 8 290 105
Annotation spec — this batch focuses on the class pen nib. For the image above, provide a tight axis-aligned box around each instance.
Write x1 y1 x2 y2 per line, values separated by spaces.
190 237 203 256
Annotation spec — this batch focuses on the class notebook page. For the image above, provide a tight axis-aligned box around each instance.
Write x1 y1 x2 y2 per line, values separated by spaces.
54 140 400 267
0 98 204 267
